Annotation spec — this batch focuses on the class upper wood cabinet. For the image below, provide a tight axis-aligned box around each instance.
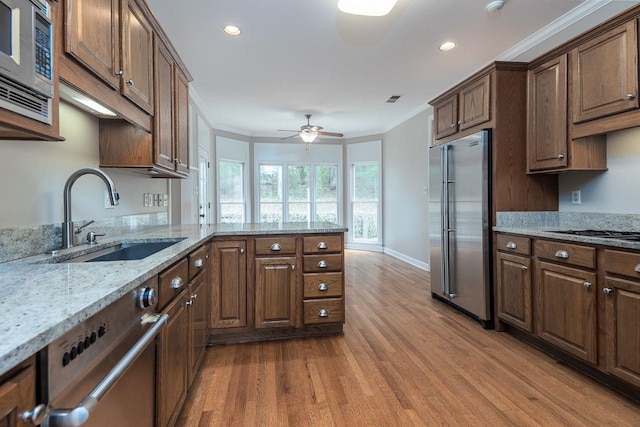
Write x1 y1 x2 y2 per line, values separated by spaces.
570 20 638 124
174 68 190 175
433 74 490 141
121 0 154 113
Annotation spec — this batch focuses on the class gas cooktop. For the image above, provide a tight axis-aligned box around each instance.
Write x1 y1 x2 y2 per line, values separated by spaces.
552 230 640 241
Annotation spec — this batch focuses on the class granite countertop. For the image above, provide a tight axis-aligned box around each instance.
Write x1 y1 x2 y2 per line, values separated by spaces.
493 226 640 250
0 222 347 376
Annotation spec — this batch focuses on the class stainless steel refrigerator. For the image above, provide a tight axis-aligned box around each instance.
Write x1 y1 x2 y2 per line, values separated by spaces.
429 130 492 328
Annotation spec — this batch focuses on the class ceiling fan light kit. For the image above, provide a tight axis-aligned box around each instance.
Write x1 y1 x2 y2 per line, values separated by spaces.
337 0 399 17
300 130 319 143
278 114 344 143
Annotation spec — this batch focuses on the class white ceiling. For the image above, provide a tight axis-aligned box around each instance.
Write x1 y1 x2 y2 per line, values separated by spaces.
145 0 639 139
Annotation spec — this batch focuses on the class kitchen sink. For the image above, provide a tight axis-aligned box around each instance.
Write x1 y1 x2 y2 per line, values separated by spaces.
61 239 185 263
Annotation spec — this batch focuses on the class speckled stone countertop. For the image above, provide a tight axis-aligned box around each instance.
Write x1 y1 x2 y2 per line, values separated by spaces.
493 226 640 250
0 222 347 376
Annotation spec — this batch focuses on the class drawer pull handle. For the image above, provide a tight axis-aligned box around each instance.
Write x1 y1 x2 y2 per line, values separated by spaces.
318 309 329 317
170 277 183 289
318 283 328 291
555 250 569 259
583 281 592 289
521 265 528 271
634 264 640 273
194 258 203 268
506 241 517 249
603 287 613 295
318 260 328 268
317 242 328 249
270 243 281 251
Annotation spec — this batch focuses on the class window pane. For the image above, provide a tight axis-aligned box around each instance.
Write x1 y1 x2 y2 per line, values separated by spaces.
288 165 310 202
353 202 378 240
316 202 337 223
260 203 283 223
260 165 282 202
288 202 310 222
220 204 244 223
219 161 243 203
316 165 338 202
354 164 378 202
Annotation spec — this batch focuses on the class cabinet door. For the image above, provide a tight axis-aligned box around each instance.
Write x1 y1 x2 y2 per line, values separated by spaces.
496 252 533 333
571 20 638 123
527 55 568 171
604 276 640 388
459 74 490 131
157 293 188 427
121 0 154 113
255 257 298 329
65 0 121 90
187 274 208 387
433 94 458 140
153 37 175 171
0 364 35 427
211 240 247 329
174 68 190 176
536 261 597 364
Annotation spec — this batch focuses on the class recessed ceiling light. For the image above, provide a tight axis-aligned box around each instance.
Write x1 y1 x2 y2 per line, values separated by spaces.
223 25 242 36
439 42 456 51
486 1 505 13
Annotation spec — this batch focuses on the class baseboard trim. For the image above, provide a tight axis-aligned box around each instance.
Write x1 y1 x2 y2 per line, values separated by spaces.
345 242 383 252
383 247 430 271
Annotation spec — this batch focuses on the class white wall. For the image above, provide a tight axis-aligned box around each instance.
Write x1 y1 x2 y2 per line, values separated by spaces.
380 109 431 269
559 127 640 213
0 102 168 228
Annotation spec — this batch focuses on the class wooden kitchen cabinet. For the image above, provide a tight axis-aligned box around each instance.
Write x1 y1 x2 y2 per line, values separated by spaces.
210 240 247 329
602 249 640 388
570 20 638 124
433 74 490 141
0 359 35 427
534 239 597 365
174 68 190 175
187 272 208 387
156 291 189 427
495 234 533 333
254 257 298 329
121 0 154 113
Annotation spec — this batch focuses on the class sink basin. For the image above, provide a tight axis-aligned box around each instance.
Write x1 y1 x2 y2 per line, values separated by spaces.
62 239 185 263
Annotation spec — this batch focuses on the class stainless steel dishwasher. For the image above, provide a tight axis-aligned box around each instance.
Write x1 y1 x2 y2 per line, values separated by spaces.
27 277 167 427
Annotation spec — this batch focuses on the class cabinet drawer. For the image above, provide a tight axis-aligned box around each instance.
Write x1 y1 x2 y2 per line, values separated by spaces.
535 239 595 269
188 245 209 281
255 236 296 256
303 235 342 254
496 234 531 256
303 254 343 273
158 258 189 311
303 273 343 298
303 298 344 325
603 249 640 278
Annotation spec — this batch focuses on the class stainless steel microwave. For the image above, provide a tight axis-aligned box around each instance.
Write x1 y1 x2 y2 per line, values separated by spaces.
0 0 53 124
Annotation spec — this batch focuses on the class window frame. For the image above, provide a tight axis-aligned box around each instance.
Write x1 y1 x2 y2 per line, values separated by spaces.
217 158 246 223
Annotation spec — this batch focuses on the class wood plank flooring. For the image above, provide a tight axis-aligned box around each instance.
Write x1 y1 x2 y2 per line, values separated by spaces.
178 250 640 426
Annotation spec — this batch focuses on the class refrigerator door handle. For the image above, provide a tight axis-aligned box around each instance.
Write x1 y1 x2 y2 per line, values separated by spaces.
441 145 450 296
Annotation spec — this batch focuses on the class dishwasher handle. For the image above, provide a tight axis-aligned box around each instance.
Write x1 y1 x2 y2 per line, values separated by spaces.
41 313 168 427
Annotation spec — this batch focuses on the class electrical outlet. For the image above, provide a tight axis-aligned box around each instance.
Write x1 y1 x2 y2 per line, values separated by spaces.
571 190 581 205
163 194 168 207
153 194 160 206
104 190 115 209
143 193 150 207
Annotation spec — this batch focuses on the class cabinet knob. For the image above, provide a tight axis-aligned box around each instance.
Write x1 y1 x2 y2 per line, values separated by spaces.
557 154 564 160
170 277 183 289
318 309 329 317
115 70 123 76
634 264 640 273
186 300 193 306
318 282 329 291
506 241 517 249
240 248 245 254
194 258 203 268
603 287 613 295
627 93 635 100
317 241 328 249
318 260 328 268
583 281 592 289
270 243 281 251
450 124 456 128
126 79 135 86
521 265 528 271
291 264 295 270
554 250 569 259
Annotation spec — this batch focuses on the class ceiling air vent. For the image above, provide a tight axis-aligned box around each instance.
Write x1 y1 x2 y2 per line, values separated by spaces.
386 95 401 103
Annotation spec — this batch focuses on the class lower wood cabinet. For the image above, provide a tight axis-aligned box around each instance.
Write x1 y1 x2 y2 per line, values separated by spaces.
187 271 208 387
255 257 298 329
495 251 533 333
0 359 35 427
210 240 247 329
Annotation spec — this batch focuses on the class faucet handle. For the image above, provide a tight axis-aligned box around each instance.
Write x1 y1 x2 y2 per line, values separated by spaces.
75 220 95 234
86 231 106 245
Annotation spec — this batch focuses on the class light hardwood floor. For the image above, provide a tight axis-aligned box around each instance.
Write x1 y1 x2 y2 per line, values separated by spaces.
178 250 640 426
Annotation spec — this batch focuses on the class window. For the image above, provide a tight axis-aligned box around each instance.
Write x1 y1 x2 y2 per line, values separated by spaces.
315 164 338 223
288 165 310 222
352 162 380 242
259 165 283 222
218 160 245 223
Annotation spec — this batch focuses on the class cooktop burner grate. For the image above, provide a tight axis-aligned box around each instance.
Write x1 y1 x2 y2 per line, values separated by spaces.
552 230 640 239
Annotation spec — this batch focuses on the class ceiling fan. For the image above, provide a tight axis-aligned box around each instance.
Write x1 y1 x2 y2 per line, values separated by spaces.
278 114 344 143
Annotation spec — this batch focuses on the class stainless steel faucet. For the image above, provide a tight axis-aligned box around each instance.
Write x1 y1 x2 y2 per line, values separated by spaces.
62 168 119 249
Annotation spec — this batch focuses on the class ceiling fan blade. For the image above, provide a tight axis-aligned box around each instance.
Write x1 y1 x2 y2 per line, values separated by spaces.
280 133 300 140
317 131 344 137
277 129 301 132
